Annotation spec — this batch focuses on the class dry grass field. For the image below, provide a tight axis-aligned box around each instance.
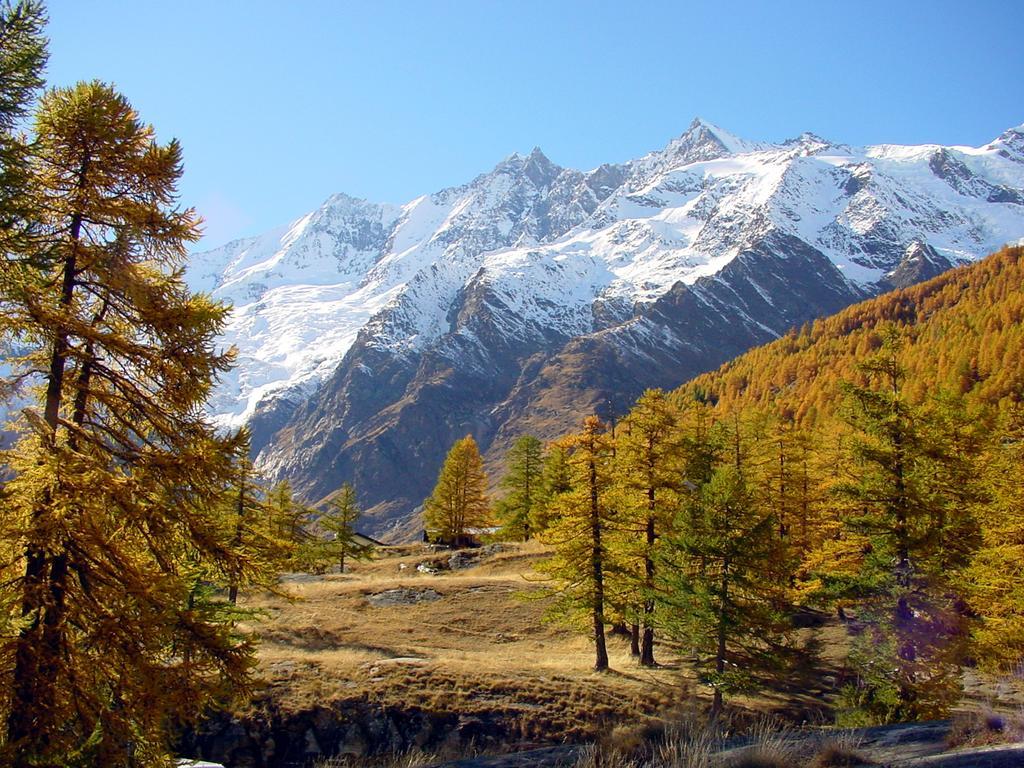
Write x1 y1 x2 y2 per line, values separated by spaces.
234 541 857 746
196 542 1024 767
239 542 682 745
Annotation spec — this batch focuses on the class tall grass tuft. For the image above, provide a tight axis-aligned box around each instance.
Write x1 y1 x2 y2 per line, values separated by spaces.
572 714 877 768
314 750 438 768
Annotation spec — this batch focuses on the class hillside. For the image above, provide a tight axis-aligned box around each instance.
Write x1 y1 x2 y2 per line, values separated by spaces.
184 123 1024 538
674 244 1024 419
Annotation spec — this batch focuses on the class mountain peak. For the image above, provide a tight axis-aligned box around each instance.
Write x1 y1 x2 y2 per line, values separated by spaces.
686 116 723 132
522 146 558 185
659 118 750 167
782 131 836 155
688 117 749 148
497 145 550 163
492 146 560 187
322 191 367 209
990 123 1024 161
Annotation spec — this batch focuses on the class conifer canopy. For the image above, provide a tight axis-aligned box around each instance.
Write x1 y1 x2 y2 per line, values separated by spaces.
0 76 258 766
423 434 492 544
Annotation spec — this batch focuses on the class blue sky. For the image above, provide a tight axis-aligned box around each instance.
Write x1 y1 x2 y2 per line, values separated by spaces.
46 0 1024 250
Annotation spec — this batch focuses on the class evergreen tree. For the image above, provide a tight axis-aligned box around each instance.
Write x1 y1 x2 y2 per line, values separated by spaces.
227 446 264 605
423 434 492 544
918 392 989 572
0 0 46 403
265 479 314 571
786 423 824 560
830 328 979 723
536 416 617 671
763 414 805 544
495 434 543 541
319 483 372 573
677 395 722 489
222 451 296 603
661 463 789 718
528 442 571 535
0 0 46 682
0 0 45 237
615 389 683 666
0 81 257 766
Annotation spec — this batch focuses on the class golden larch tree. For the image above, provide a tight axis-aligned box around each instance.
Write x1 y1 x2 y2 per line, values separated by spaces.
423 434 492 544
536 416 617 671
0 80 259 766
614 389 683 666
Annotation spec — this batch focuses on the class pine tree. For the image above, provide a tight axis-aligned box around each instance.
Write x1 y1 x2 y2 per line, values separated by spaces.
319 483 372 573
495 434 543 541
763 414 805 544
528 442 571 535
918 392 989 572
536 416 617 671
423 434 492 544
660 462 789 718
223 444 294 603
786 423 825 560
0 0 46 402
0 0 45 227
227 447 262 604
0 0 46 684
265 479 314 570
0 81 257 766
615 389 683 666
830 328 978 723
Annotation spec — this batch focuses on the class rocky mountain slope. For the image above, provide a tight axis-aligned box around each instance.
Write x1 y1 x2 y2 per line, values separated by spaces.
186 119 1024 538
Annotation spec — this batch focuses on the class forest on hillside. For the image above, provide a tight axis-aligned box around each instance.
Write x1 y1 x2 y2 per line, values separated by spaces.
472 245 1023 726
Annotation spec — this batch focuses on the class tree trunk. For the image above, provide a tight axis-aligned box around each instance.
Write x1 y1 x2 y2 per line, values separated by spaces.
589 455 608 672
229 473 246 605
778 439 787 539
8 552 70 765
630 623 640 657
640 511 657 666
523 456 533 542
7 205 85 762
711 558 730 722
889 354 911 586
640 625 655 666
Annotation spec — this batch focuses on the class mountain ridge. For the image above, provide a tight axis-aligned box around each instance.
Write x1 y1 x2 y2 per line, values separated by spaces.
669 243 1024 438
185 119 1024 538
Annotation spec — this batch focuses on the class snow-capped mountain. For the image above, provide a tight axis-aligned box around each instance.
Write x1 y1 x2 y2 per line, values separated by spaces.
188 148 614 430
187 119 1024 538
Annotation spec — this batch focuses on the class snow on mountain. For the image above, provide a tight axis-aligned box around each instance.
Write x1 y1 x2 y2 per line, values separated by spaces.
188 148 619 427
187 118 1024 439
